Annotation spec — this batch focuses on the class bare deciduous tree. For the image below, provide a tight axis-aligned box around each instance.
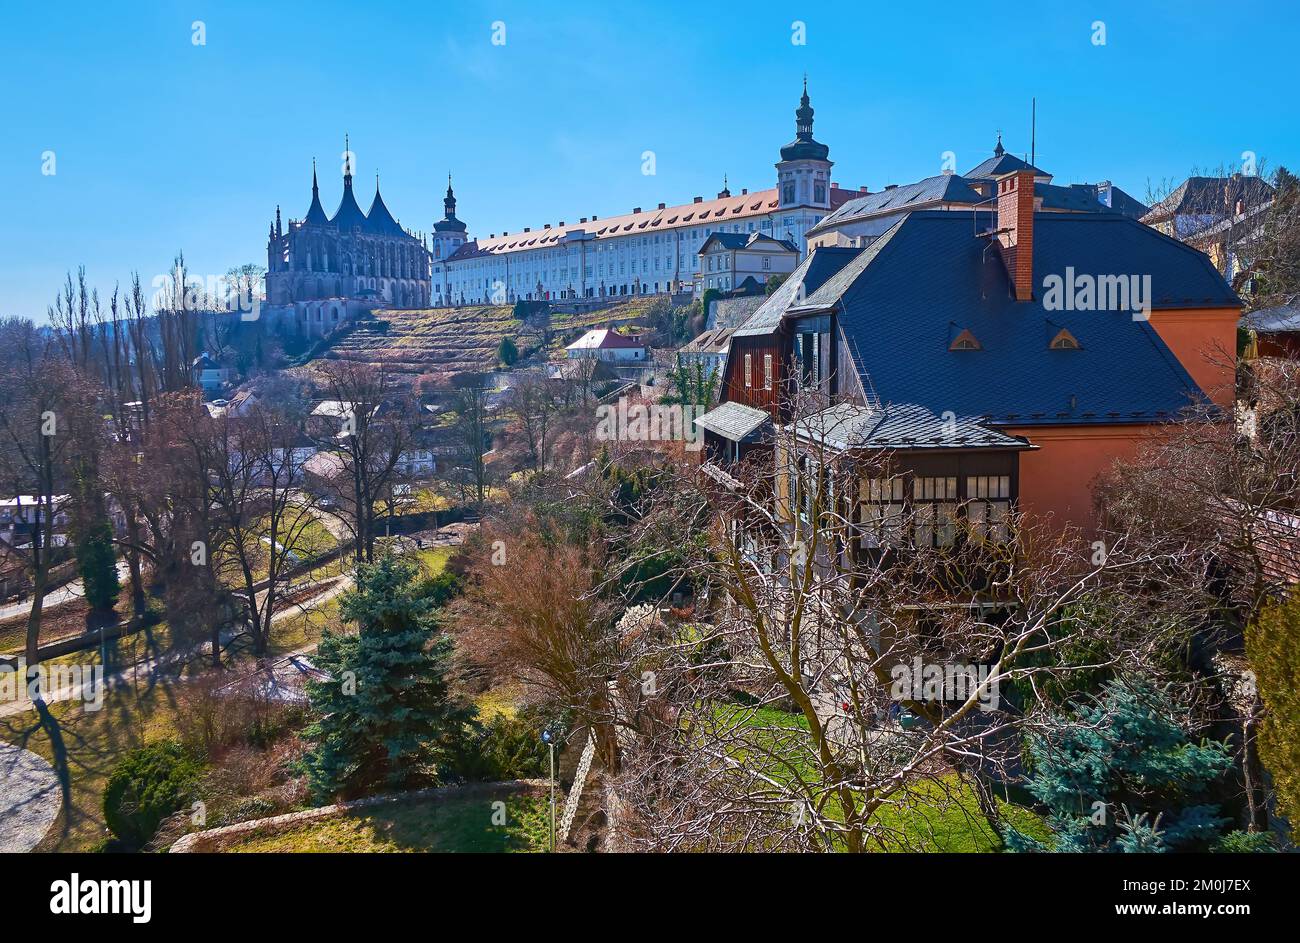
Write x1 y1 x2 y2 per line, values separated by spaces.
310 359 413 563
600 406 1207 852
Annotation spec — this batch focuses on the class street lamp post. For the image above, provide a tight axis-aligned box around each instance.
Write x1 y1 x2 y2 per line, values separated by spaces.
542 729 556 852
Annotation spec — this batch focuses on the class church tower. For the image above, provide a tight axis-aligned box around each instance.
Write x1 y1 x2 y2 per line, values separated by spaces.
776 78 833 209
431 174 469 261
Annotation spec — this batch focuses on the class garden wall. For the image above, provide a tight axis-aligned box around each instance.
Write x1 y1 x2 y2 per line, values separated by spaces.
168 779 548 852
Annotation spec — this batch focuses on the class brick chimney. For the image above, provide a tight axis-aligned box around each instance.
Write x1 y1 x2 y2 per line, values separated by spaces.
997 170 1036 301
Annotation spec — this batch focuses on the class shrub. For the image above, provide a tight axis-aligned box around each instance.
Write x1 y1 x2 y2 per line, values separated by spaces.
461 714 550 780
173 673 304 756
458 705 573 781
74 518 120 611
1211 830 1278 853
1248 587 1300 832
1006 680 1235 853
103 741 203 849
415 570 464 608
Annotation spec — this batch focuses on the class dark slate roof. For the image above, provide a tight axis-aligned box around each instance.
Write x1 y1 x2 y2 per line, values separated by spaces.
330 180 368 231
434 215 467 233
695 401 772 442
807 174 986 236
795 219 906 312
304 168 329 227
365 184 406 236
1036 183 1107 213
964 152 1047 180
703 232 755 251
1096 183 1150 219
788 210 1239 426
1143 175 1276 223
794 402 1030 451
700 231 798 253
733 246 859 337
1244 303 1300 334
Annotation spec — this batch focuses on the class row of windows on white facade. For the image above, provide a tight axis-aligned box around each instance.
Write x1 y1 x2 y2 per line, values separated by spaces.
432 212 824 302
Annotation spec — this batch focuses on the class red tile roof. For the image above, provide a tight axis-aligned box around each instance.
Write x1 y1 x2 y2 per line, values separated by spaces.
444 185 860 261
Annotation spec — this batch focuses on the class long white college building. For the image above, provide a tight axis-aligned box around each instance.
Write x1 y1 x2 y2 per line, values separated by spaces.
429 83 862 306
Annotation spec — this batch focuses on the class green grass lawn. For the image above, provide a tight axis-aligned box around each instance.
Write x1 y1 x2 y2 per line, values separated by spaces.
215 508 340 586
224 794 549 853
0 677 186 852
414 546 453 577
260 590 343 658
721 702 1048 852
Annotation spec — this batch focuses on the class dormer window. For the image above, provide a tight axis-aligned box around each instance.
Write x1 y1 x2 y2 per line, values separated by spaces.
1049 328 1081 350
949 328 982 351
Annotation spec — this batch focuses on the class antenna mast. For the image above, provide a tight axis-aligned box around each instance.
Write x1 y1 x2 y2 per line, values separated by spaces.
1031 97 1036 168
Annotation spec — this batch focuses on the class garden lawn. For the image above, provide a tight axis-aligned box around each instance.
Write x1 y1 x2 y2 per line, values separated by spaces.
414 546 453 577
224 794 549 852
722 703 1048 852
0 678 186 852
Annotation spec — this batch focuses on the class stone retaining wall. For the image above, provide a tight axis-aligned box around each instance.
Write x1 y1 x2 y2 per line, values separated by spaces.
169 779 548 852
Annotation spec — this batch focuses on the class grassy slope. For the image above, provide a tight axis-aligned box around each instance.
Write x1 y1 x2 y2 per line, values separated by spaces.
224 794 549 853
312 297 663 379
731 703 1048 852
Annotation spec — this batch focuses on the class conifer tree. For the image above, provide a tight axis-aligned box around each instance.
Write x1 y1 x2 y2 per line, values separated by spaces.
74 517 120 612
302 555 478 801
1006 680 1245 852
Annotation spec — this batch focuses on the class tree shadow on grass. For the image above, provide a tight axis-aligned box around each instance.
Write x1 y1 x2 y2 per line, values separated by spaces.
8 694 73 844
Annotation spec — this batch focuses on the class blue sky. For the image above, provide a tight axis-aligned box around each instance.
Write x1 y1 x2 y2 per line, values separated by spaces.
2 0 1296 320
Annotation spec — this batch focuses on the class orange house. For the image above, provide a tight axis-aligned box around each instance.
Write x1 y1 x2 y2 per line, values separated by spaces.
707 168 1241 534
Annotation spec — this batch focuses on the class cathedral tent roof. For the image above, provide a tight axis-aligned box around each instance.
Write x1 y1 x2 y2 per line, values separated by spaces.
331 179 368 231
365 182 406 236
304 164 329 226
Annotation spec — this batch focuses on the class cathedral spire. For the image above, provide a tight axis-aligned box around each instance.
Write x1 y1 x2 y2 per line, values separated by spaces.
304 158 329 226
275 204 282 239
343 133 353 187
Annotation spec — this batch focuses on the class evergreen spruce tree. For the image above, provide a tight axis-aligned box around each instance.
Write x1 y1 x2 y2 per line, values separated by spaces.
73 516 120 612
1006 680 1243 852
302 555 478 801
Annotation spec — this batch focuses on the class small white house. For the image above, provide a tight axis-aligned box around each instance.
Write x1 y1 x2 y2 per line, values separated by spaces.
565 329 647 362
192 353 233 393
0 495 72 548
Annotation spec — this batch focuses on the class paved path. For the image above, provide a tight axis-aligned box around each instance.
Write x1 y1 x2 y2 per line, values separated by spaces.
0 561 131 622
0 576 351 720
0 741 60 852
